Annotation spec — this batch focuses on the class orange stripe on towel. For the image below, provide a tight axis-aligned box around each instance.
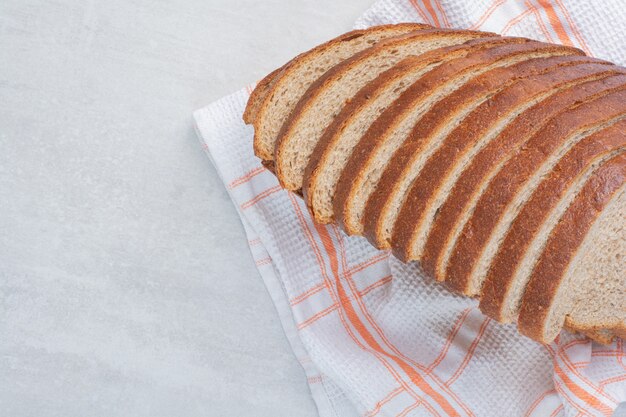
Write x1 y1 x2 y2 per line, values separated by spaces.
536 0 575 46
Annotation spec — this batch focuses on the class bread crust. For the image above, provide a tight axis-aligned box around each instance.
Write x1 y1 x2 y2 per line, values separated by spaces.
390 61 619 263
303 36 518 223
564 325 616 344
250 23 429 159
243 65 286 124
479 121 626 322
248 25 429 172
420 74 626 292
361 42 585 250
274 28 494 190
518 155 626 343
566 321 626 343
444 89 626 295
333 56 600 237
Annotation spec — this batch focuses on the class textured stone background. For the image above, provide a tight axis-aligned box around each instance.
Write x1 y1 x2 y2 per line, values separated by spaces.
0 1 372 415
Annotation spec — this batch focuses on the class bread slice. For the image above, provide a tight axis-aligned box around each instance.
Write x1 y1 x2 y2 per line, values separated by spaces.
568 276 626 342
566 215 626 337
444 89 626 296
273 28 495 191
479 120 626 323
391 61 620 263
303 36 531 224
548 175 626 344
518 155 625 344
243 65 285 124
334 48 585 239
359 44 585 250
248 23 428 159
423 74 626 292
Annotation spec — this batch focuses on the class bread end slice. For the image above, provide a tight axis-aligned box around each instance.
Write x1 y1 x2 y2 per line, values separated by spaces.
563 182 625 340
518 157 625 344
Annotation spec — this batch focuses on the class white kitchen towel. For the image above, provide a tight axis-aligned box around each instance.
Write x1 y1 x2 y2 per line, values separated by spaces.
194 1 626 416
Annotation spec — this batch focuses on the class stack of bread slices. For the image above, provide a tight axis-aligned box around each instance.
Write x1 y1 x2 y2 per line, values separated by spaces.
243 24 626 344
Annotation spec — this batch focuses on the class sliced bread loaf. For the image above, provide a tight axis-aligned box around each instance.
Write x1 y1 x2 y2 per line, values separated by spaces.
303 36 528 224
444 89 626 296
334 46 585 239
273 28 494 191
360 43 585 250
479 120 626 323
249 23 428 159
518 155 625 344
245 25 625 344
564 188 625 338
391 61 620 263
422 74 626 291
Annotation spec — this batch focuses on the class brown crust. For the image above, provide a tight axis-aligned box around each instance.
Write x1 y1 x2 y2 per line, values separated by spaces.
564 325 616 344
331 39 545 232
360 42 585 250
568 324 626 343
518 154 626 343
261 159 275 173
251 23 430 159
390 61 618 263
334 59 607 238
259 160 305 198
479 121 626 322
243 65 287 125
246 24 423 124
273 28 495 189
570 320 626 334
443 89 626 295
303 36 517 222
420 74 626 290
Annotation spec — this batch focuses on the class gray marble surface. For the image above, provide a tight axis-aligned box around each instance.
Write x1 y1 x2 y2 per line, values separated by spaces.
0 1 371 415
